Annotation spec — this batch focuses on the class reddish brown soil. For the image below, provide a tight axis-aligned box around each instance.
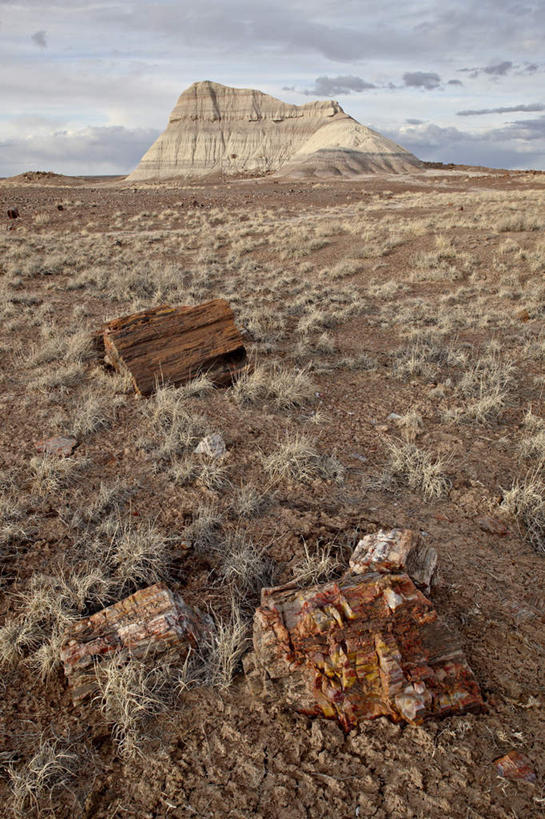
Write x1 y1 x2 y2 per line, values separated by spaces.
0 168 544 817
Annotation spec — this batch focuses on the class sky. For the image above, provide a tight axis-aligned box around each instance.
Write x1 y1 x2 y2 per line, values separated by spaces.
1 0 544 176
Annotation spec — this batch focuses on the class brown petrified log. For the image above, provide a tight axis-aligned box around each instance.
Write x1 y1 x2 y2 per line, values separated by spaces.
244 573 483 731
102 299 247 395
349 528 437 591
61 583 209 704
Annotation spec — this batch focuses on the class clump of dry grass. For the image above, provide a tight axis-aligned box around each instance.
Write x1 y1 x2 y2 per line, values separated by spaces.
184 502 223 552
29 455 87 497
7 737 80 814
448 350 515 423
392 336 462 381
293 540 344 585
232 363 315 409
202 604 250 690
229 484 269 519
105 520 171 594
262 433 344 485
387 440 449 500
501 471 545 553
94 656 176 759
0 568 111 675
138 384 207 464
395 408 423 442
212 531 274 602
519 409 545 463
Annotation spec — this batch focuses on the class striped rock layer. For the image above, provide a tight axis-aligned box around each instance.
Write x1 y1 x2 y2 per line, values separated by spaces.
128 80 422 181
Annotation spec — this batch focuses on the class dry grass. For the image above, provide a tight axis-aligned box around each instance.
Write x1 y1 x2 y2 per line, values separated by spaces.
202 604 251 690
292 540 345 585
501 471 545 553
262 433 344 485
0 568 111 674
105 520 171 594
387 440 449 500
229 484 269 519
7 737 80 815
94 656 176 759
212 531 275 602
232 363 315 409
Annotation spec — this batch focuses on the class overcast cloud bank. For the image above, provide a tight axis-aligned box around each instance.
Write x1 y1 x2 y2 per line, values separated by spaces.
1 0 544 174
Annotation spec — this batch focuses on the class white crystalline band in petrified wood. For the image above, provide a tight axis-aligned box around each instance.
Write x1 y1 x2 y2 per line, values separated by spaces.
61 583 208 704
244 573 483 731
349 528 438 591
103 298 247 395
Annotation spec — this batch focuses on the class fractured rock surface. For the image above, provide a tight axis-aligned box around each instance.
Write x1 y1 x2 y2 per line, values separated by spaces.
61 583 209 704
349 528 438 591
128 80 422 181
245 573 483 731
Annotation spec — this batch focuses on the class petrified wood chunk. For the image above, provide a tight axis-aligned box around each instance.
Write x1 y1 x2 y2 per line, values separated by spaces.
244 573 483 731
350 528 437 591
61 583 208 704
494 750 536 783
34 435 78 457
102 299 247 395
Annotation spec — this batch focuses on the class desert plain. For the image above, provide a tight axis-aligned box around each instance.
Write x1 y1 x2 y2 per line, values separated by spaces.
0 164 544 817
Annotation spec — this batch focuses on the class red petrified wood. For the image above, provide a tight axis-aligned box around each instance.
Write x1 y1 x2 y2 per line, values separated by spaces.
61 583 209 704
494 751 536 783
244 572 483 731
102 299 247 395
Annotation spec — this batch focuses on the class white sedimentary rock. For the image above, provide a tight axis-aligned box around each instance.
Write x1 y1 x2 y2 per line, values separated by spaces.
128 80 422 181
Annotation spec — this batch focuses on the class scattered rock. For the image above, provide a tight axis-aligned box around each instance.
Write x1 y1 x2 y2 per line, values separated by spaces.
349 528 437 592
194 433 226 458
7 207 19 219
61 582 210 704
477 516 509 536
494 751 536 783
102 299 247 395
34 435 78 457
244 571 483 731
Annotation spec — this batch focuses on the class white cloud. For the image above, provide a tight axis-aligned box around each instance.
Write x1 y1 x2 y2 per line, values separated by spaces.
0 0 544 172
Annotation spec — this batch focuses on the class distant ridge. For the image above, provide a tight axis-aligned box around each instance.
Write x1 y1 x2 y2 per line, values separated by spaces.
127 81 422 181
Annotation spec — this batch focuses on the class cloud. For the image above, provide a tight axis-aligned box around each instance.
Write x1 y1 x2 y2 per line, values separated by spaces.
402 71 441 90
31 30 47 48
459 60 513 79
483 60 512 76
386 117 545 170
458 103 545 116
303 75 375 96
0 125 159 176
447 79 463 86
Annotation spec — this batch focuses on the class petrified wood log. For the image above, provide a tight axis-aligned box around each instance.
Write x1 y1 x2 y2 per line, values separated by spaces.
244 573 483 731
102 299 247 395
61 583 209 704
349 528 437 591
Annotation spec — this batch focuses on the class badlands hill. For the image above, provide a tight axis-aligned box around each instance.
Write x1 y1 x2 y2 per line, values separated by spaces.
127 81 422 181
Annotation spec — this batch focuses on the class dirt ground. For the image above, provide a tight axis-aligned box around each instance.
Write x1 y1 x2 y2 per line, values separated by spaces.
0 166 544 817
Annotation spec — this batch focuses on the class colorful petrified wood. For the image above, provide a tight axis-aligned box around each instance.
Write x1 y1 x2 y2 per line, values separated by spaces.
349 528 437 591
244 572 483 731
61 583 209 704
